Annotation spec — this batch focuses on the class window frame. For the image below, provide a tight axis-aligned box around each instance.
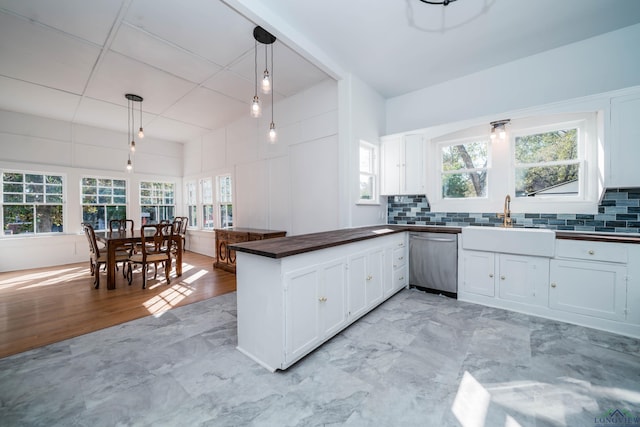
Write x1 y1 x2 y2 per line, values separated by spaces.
216 174 233 228
438 136 491 201
80 176 127 231
200 177 214 231
139 180 176 225
185 180 197 228
1 169 66 236
358 140 379 205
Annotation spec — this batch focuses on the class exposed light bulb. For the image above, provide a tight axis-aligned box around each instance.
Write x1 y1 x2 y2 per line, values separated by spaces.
251 95 261 118
499 126 506 139
126 158 132 171
130 140 136 152
269 122 277 143
138 127 144 138
261 70 271 94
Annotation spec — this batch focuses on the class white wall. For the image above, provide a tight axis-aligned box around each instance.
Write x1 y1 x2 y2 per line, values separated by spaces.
387 23 640 134
341 74 388 228
183 79 340 255
0 110 184 271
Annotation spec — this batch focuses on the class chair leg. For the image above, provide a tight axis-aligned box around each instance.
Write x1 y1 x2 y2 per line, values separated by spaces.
127 262 133 285
165 260 171 285
94 267 100 289
142 265 148 289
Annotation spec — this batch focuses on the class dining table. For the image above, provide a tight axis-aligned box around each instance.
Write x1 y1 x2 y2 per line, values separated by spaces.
95 229 183 290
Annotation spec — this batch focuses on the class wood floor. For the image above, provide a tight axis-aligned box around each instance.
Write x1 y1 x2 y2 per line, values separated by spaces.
0 251 236 359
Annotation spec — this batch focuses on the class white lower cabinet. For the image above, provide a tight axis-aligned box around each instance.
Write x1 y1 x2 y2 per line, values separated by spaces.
461 250 495 297
284 259 347 363
461 250 548 305
348 247 384 320
550 240 628 322
236 232 408 372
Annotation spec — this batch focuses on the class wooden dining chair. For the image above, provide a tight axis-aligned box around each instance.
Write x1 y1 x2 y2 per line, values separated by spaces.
172 216 188 252
127 223 173 289
109 218 137 255
82 223 131 289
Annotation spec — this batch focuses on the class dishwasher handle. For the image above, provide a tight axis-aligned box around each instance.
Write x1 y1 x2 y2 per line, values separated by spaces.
410 235 456 243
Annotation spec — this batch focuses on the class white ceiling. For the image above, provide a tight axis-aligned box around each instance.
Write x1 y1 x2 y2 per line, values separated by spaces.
1 0 640 144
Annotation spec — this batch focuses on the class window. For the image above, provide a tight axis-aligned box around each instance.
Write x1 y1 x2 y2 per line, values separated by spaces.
201 178 214 230
81 177 126 230
140 181 175 225
427 112 597 213
359 141 378 203
440 139 489 199
514 127 580 198
216 174 233 228
185 181 197 228
2 171 64 235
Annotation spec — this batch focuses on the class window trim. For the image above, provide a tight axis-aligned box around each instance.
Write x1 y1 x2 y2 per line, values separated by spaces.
357 140 380 205
1 169 66 237
438 136 491 201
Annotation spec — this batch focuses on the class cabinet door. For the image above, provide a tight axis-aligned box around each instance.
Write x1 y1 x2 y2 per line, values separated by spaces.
550 260 627 321
462 251 495 297
366 248 385 307
403 134 424 195
609 94 640 187
320 260 348 337
498 254 549 306
348 252 368 319
284 267 321 362
381 138 401 195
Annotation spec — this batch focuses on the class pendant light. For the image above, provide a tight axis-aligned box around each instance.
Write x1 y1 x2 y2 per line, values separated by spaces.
125 93 143 171
251 26 277 142
250 40 261 118
268 43 277 143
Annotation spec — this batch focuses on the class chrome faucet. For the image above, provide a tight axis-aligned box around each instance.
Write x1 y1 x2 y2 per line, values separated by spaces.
497 194 512 227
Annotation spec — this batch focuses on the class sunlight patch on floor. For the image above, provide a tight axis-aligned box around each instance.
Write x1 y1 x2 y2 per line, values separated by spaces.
0 267 85 290
452 371 492 427
143 283 195 317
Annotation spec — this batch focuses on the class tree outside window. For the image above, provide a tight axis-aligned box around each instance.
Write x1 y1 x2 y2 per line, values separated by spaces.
514 128 579 197
441 140 489 198
2 172 64 235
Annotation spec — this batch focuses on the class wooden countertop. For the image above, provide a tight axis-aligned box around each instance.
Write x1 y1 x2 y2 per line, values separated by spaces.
229 224 640 260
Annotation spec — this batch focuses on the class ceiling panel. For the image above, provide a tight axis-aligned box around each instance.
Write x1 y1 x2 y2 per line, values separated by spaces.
84 51 197 114
203 69 254 104
0 12 100 94
144 115 213 143
163 86 247 130
0 0 123 45
111 23 222 84
0 76 80 123
124 0 255 66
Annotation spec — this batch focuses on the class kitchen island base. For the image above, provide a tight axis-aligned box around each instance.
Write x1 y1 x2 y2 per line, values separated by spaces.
235 232 408 372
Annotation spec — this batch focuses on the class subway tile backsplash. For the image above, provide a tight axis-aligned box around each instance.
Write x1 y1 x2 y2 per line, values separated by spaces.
387 188 640 234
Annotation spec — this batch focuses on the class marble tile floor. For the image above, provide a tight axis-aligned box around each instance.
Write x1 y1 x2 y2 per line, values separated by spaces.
1 289 639 427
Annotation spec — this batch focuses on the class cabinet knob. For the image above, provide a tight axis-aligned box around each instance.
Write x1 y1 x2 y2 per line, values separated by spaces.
500 276 506 280
588 250 595 255
399 276 404 281
366 275 373 281
318 296 327 302
398 256 404 260
551 283 557 288
489 273 494 278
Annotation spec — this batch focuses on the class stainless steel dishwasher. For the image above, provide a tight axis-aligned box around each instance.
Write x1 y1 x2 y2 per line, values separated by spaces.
409 232 458 298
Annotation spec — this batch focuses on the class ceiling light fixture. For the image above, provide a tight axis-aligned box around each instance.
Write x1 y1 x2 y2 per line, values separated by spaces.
418 0 457 5
252 26 277 143
125 93 143 171
490 119 510 140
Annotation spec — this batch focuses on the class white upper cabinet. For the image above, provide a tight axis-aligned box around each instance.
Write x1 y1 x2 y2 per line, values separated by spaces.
380 134 425 195
609 93 640 187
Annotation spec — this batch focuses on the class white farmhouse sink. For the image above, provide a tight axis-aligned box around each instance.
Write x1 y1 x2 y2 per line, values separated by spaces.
461 227 556 257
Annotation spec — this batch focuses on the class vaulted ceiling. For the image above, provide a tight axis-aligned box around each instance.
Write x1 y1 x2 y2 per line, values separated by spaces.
1 0 639 143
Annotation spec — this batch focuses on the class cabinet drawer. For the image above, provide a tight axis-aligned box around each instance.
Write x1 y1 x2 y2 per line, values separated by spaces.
393 266 408 288
555 240 627 263
392 247 407 268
